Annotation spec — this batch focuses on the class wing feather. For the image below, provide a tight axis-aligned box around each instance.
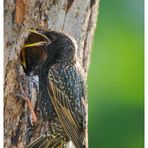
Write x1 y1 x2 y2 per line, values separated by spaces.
48 64 86 148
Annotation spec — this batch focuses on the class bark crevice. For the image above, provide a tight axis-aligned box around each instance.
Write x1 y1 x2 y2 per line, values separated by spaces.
4 0 100 147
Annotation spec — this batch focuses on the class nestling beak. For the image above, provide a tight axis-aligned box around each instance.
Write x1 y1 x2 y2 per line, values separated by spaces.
20 48 26 68
20 29 50 69
24 30 50 48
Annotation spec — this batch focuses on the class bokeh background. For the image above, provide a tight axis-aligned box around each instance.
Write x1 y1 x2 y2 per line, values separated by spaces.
88 0 144 148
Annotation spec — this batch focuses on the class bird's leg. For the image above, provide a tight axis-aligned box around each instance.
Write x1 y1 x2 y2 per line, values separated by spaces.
18 82 37 123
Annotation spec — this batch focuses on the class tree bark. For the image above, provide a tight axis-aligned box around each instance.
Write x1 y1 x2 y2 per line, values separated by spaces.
4 0 100 147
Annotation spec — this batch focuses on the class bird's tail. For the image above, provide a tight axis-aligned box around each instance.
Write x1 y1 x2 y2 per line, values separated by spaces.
27 135 64 148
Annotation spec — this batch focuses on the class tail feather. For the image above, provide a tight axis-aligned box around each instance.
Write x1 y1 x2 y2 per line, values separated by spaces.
27 136 48 148
27 135 64 148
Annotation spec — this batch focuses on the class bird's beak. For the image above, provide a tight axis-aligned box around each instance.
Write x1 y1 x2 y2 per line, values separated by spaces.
20 30 50 68
24 30 50 48
20 48 26 68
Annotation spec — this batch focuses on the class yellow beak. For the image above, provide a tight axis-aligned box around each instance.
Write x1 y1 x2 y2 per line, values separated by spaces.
21 48 26 68
24 29 50 48
21 30 50 68
24 41 47 48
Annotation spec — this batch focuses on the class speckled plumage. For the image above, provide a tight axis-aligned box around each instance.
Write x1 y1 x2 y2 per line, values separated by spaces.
21 30 87 148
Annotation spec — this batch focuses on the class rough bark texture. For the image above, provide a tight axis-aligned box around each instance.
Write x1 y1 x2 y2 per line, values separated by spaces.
4 0 99 147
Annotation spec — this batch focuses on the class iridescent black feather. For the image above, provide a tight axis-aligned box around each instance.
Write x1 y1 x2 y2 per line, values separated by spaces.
20 30 87 148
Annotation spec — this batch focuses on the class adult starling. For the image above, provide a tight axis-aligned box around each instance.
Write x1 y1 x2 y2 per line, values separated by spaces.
20 30 87 148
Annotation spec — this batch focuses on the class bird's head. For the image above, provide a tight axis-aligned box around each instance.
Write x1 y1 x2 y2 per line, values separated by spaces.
39 30 78 63
20 30 78 76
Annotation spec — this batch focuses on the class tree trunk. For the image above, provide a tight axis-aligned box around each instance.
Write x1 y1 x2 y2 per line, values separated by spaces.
4 0 99 147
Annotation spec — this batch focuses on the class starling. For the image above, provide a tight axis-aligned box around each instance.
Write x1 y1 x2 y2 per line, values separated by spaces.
20 30 87 148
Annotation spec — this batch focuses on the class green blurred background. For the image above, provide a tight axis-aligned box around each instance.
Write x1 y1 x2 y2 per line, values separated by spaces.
88 0 144 148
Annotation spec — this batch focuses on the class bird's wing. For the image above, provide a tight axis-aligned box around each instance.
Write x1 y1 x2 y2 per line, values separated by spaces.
48 64 86 148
